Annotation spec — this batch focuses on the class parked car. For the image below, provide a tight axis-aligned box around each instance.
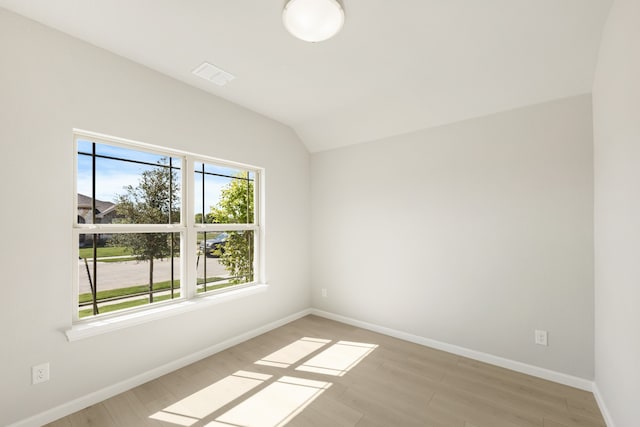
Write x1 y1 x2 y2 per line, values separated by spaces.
199 233 229 257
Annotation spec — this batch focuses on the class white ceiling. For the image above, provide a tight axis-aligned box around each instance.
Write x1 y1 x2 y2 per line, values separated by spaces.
0 0 612 152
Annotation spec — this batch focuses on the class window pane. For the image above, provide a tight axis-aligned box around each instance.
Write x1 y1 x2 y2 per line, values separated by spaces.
194 162 254 224
78 232 181 318
77 140 181 224
196 230 254 292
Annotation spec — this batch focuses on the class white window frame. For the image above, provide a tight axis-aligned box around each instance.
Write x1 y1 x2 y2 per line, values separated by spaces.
69 129 265 340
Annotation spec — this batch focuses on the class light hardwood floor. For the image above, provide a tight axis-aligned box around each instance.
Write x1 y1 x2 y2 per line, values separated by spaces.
47 315 605 427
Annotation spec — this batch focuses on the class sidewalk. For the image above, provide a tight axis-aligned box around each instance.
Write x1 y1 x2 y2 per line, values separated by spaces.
78 256 227 293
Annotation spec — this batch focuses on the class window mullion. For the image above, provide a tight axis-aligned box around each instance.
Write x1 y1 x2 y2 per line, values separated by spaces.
195 224 257 232
76 224 185 233
184 156 197 299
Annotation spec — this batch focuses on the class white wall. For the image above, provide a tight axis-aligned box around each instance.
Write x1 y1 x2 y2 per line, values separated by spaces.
0 9 310 426
311 95 594 379
593 0 640 425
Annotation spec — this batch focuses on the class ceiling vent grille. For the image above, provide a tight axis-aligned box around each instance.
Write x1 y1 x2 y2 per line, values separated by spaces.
192 62 236 86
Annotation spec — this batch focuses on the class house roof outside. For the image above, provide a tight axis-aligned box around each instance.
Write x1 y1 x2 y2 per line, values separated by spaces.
77 193 115 214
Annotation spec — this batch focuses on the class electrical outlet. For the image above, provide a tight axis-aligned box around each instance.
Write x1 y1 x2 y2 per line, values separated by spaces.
321 288 328 298
32 363 50 385
534 330 548 346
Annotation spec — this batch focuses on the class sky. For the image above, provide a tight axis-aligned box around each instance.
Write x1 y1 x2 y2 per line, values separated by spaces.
77 140 249 215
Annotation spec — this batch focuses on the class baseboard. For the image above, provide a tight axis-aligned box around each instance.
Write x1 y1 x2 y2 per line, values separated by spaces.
7 308 312 427
10 307 602 427
310 309 594 392
592 382 616 427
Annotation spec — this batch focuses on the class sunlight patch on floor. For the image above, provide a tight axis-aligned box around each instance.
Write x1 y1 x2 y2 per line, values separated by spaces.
295 341 378 376
255 337 331 368
148 410 200 426
206 376 331 427
149 337 378 426
149 371 272 426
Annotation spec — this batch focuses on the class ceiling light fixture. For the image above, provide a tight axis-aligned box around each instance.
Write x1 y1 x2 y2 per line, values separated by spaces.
282 0 345 43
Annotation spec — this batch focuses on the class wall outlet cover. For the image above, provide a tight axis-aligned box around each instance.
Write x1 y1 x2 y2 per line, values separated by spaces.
32 362 50 385
535 330 548 346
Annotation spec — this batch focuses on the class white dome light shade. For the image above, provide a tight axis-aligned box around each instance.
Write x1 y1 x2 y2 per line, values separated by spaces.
283 0 345 42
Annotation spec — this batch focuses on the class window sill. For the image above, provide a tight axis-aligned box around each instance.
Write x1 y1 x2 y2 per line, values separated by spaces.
65 283 269 342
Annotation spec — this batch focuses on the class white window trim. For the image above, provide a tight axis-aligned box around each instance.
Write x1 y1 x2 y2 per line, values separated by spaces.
65 284 269 341
68 129 266 340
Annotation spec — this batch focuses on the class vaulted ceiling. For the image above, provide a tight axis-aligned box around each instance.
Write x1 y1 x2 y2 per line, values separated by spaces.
0 0 612 152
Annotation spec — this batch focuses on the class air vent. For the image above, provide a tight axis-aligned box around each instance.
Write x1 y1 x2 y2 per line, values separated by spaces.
192 62 236 86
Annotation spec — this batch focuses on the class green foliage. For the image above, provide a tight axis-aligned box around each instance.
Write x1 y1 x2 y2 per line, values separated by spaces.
111 233 177 264
111 159 180 301
219 231 254 283
195 212 215 224
209 172 255 284
112 159 180 262
209 171 254 224
114 160 180 226
113 159 179 232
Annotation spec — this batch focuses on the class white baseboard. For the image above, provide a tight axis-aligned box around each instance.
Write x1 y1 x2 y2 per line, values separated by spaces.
310 309 594 392
592 382 616 427
10 308 609 427
8 308 312 427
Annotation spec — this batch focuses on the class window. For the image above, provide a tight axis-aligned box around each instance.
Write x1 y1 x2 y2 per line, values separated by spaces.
194 162 256 292
74 130 261 322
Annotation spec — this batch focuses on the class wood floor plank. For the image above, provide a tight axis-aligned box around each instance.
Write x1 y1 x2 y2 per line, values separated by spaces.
67 403 115 427
289 393 364 427
440 371 567 418
102 392 163 427
457 358 593 402
450 359 570 410
429 388 543 427
45 418 72 427
45 315 605 427
566 395 606 422
422 401 467 427
543 419 570 427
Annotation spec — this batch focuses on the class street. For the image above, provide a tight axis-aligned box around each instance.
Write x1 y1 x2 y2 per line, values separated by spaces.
78 255 228 294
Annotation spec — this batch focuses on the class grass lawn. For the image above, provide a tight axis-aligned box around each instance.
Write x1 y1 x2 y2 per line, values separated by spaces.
78 246 130 259
197 281 236 293
98 257 140 263
78 276 232 304
79 292 180 318
78 278 238 318
79 247 181 262
78 279 181 303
